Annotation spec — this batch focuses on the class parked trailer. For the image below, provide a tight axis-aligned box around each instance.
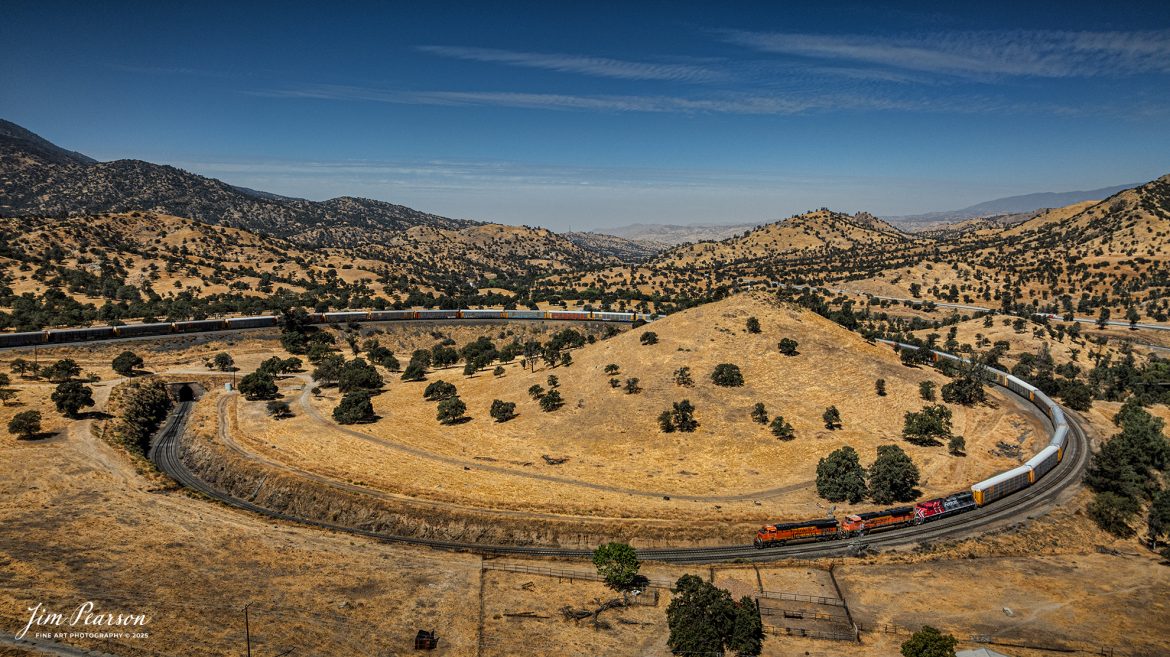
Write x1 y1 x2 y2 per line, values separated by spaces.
47 326 117 343
173 319 227 333
224 316 278 330
971 465 1033 506
115 322 175 338
0 331 47 348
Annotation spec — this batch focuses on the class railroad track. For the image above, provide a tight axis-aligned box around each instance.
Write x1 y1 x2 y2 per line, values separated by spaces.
149 386 1090 564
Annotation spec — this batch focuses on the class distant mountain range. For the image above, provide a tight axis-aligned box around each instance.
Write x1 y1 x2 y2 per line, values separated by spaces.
883 183 1139 231
0 118 659 262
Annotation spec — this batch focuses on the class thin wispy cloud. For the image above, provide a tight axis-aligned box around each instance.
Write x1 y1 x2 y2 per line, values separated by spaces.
416 45 727 83
108 63 248 79
249 83 1065 116
722 29 1170 79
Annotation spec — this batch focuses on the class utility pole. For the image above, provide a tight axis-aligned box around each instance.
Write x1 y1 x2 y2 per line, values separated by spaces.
243 602 252 657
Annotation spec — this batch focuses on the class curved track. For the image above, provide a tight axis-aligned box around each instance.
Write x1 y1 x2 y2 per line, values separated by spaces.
149 385 1091 564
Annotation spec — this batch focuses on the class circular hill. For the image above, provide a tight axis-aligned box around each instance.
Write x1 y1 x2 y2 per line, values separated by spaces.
218 293 1046 544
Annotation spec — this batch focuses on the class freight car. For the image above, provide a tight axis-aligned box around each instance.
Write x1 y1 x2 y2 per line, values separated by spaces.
115 322 175 338
173 319 227 333
225 316 279 330
0 308 653 351
0 331 47 348
47 326 117 343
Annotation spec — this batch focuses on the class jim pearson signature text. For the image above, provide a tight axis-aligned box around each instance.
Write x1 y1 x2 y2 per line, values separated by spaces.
17 602 149 640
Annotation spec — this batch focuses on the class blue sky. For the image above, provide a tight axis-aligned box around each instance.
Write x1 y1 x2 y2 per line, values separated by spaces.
2 1 1169 230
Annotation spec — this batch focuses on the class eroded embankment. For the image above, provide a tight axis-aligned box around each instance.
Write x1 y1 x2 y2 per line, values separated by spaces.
177 394 756 548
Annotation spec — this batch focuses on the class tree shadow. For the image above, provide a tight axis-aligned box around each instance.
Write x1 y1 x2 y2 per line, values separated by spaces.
78 410 113 421
18 431 59 442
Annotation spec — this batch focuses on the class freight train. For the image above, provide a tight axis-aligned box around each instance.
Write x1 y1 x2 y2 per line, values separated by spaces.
755 339 1071 548
0 309 656 349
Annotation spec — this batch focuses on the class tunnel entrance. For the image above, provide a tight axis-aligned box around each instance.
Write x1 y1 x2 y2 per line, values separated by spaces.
167 382 204 402
177 384 195 402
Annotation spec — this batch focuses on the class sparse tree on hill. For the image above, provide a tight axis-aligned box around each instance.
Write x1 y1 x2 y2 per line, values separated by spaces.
900 625 957 657
424 380 457 401
10 358 37 379
777 338 799 356
875 379 887 396
869 444 920 504
711 363 744 387
919 381 936 401
333 392 375 424
527 384 546 400
816 446 867 503
604 363 620 375
560 351 573 367
312 354 346 387
8 410 41 439
338 358 383 393
822 405 842 430
592 542 641 590
750 403 768 424
624 378 641 394
547 375 559 389
211 352 235 373
238 371 279 401
539 390 563 412
745 317 761 334
948 435 966 456
902 405 953 446
608 377 621 389
493 366 505 377
658 410 676 433
668 400 698 432
43 359 82 383
400 361 427 382
770 416 795 441
490 399 517 423
640 331 658 345
51 380 94 418
112 351 144 377
437 396 467 424
674 367 694 387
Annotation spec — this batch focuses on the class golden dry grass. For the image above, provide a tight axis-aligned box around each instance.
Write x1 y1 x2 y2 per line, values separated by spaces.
226 293 1043 536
